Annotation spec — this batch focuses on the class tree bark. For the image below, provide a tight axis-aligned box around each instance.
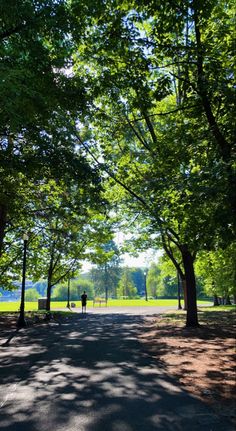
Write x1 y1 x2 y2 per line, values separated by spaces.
177 271 182 309
46 258 53 311
181 245 199 327
104 264 108 302
213 294 220 306
181 277 187 310
46 280 52 311
0 203 7 257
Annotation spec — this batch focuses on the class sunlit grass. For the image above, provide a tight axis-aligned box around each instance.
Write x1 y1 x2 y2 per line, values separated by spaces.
198 305 236 312
0 298 212 312
0 301 74 312
158 304 236 326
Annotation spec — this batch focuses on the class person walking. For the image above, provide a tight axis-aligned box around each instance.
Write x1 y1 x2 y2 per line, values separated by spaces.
81 291 87 314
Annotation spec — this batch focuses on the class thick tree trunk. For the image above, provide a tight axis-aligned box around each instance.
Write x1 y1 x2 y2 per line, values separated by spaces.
181 277 187 310
225 295 232 305
181 246 199 327
0 203 7 257
213 294 220 306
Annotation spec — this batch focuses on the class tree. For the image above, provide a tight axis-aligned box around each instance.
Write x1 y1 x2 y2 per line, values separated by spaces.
117 267 138 299
129 268 145 296
0 0 88 258
0 167 111 311
52 278 94 301
29 178 111 310
25 288 40 302
90 240 121 299
146 263 160 298
71 0 235 326
196 244 236 304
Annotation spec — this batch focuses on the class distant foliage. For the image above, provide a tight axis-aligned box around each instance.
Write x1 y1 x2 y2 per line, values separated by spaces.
52 278 94 301
25 288 40 302
116 268 138 298
196 244 236 301
33 280 47 296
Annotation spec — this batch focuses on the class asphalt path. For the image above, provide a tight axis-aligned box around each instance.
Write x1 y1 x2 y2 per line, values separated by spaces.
76 305 177 315
0 308 233 431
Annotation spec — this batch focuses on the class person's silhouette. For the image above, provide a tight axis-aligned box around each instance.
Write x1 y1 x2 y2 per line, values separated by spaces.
81 291 87 314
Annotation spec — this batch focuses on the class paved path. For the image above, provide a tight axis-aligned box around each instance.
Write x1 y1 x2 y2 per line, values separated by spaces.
0 310 233 431
73 305 177 315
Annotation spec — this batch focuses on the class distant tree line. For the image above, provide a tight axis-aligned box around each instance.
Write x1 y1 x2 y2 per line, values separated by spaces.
10 241 234 305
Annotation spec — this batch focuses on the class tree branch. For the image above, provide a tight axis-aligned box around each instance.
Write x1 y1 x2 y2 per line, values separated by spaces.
125 114 152 152
127 104 198 123
161 233 184 278
0 10 44 41
192 1 231 162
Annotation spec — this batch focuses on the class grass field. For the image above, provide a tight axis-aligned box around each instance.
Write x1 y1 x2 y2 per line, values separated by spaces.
160 304 236 325
0 298 212 312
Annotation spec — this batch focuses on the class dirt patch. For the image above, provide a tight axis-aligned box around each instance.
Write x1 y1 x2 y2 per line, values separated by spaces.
140 309 236 424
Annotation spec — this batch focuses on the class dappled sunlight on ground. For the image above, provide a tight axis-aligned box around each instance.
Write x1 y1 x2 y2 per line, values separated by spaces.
0 311 235 431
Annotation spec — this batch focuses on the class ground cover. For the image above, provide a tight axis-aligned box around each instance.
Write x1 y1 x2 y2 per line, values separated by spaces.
0 298 211 311
0 304 235 425
140 306 236 425
0 301 73 312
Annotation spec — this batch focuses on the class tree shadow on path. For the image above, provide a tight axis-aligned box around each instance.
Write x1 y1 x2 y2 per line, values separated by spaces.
0 313 234 431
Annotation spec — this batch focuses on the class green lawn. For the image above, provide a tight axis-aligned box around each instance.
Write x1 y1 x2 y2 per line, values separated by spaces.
0 301 70 312
0 298 212 312
161 304 236 325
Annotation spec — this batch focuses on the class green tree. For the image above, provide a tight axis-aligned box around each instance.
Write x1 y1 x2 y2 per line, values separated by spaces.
33 189 111 311
0 0 87 259
129 268 144 296
117 267 137 298
52 278 94 301
90 240 121 300
72 0 235 327
0 173 110 310
196 244 236 304
146 263 161 298
25 288 40 302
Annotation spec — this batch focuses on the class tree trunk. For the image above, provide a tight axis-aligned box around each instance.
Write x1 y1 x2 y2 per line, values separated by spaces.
177 271 182 310
46 280 51 311
213 294 220 306
46 259 53 311
181 245 199 327
104 264 108 302
225 295 232 305
181 277 187 310
0 203 7 257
